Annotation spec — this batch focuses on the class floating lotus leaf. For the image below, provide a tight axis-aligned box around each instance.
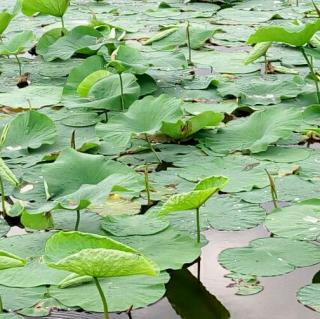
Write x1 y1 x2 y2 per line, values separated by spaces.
219 237 320 277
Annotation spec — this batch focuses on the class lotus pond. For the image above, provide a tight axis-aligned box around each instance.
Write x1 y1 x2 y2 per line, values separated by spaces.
0 0 320 318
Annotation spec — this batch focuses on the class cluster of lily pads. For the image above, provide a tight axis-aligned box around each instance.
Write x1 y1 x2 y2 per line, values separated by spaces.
0 0 319 317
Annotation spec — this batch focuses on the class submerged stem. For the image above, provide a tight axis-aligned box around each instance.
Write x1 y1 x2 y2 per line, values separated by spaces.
144 133 162 163
0 177 6 216
301 47 320 104
186 20 192 65
196 207 200 243
119 73 125 111
75 210 80 231
144 165 151 206
93 277 109 319
14 55 22 76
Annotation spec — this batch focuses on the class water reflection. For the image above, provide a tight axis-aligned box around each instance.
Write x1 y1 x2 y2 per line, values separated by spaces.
166 269 230 319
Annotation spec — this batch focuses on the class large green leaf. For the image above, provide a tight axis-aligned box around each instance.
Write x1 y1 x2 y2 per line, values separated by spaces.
297 284 320 313
174 155 269 193
49 273 169 312
247 20 320 46
198 107 302 154
108 45 149 74
218 238 320 277
21 0 70 17
160 111 223 140
0 286 46 311
0 86 62 108
96 94 183 143
113 227 201 270
0 31 33 55
45 231 158 277
41 26 103 61
3 111 57 150
67 73 140 111
42 148 142 198
265 199 320 241
145 23 217 50
101 215 170 236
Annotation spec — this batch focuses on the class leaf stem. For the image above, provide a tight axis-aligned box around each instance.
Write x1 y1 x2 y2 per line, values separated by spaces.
119 73 125 111
61 16 65 30
265 169 278 209
144 165 151 206
196 207 200 243
75 210 80 231
144 133 162 163
0 177 6 217
186 20 192 66
301 46 320 104
14 55 22 76
0 295 3 313
93 277 109 319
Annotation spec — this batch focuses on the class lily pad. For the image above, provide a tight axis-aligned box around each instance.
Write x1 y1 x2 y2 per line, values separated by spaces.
297 284 320 313
265 199 320 241
4 111 57 150
101 215 170 236
218 237 320 277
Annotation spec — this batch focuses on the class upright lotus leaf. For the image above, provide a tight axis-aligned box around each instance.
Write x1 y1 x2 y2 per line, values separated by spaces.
44 231 138 263
265 199 320 241
0 250 26 270
45 231 158 319
158 176 228 243
247 20 320 46
297 284 320 313
71 73 140 111
0 30 33 55
108 45 149 74
160 111 223 140
41 26 104 61
158 176 228 215
218 237 320 277
42 148 142 198
63 55 105 95
0 158 18 186
96 94 183 159
3 111 57 150
0 11 13 35
198 107 302 154
244 42 272 65
77 70 110 97
21 0 70 17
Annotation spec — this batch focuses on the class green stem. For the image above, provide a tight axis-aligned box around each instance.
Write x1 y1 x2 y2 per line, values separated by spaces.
75 210 80 231
119 73 125 111
14 55 22 76
0 177 6 217
265 169 278 209
71 130 76 149
144 133 162 163
301 47 320 104
196 207 200 243
186 21 192 66
61 16 65 30
144 165 151 206
93 277 109 319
